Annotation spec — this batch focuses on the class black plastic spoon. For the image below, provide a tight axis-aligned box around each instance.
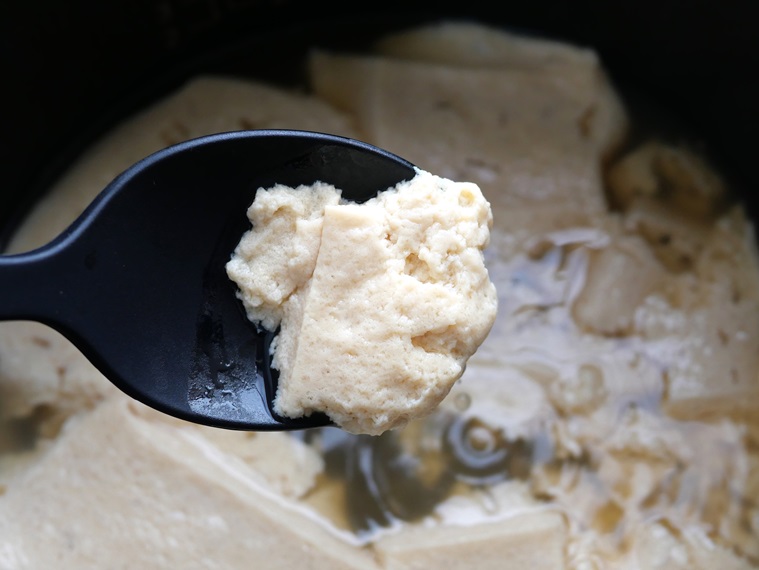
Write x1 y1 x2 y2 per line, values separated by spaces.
0 130 416 430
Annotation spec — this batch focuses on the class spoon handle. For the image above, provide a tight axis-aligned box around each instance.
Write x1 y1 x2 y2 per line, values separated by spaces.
0 246 66 323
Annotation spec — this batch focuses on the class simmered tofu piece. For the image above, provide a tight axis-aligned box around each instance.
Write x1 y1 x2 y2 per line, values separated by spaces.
0 322 117 427
632 209 759 419
636 290 759 420
629 523 754 570
0 77 360 430
374 21 627 161
227 171 497 434
374 510 567 570
0 396 379 570
623 196 710 273
573 234 666 335
607 141 728 272
375 21 599 69
309 37 628 232
607 141 727 220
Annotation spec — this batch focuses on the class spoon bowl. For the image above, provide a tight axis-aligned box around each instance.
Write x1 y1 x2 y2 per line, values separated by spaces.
0 130 416 430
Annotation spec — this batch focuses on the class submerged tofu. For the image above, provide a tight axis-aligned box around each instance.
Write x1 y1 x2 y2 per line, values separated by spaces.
607 141 727 220
628 523 755 570
374 510 567 570
227 171 497 435
634 211 759 420
0 322 117 426
309 32 627 233
0 396 379 570
608 141 727 272
375 20 600 70
636 291 759 420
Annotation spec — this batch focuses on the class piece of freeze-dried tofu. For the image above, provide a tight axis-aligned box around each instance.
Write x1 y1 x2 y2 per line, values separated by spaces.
623 196 710 273
373 510 566 570
374 21 599 69
607 140 728 272
635 286 759 420
0 322 118 427
608 140 727 220
629 523 755 570
0 396 378 570
632 209 759 419
573 234 666 335
659 296 759 420
373 20 627 160
309 30 627 233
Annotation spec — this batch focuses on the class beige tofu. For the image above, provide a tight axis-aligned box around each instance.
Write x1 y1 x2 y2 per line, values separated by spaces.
185 427 324 500
623 196 709 273
628 523 754 570
375 21 599 70
573 234 666 335
607 141 661 210
267 174 496 435
633 209 759 419
308 47 628 233
608 141 727 272
225 183 342 332
687 538 756 570
626 523 695 570
607 141 727 219
668 297 759 419
695 206 759 305
0 321 117 425
635 291 759 420
373 510 567 570
0 396 378 570
374 20 627 161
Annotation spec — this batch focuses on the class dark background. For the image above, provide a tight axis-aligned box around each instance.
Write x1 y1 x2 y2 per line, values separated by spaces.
3 0 758 236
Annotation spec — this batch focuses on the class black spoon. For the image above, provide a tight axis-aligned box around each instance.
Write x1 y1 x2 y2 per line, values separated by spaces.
0 130 416 430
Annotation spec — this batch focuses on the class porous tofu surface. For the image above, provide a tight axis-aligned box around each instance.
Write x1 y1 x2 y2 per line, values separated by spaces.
226 171 497 434
1 20 758 570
